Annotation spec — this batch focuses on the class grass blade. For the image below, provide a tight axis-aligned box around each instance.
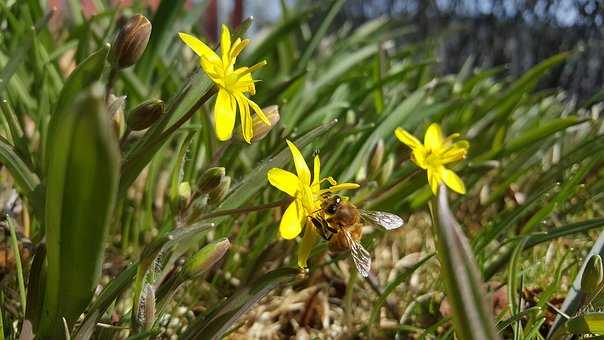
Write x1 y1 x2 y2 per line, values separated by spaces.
430 185 500 340
179 267 301 340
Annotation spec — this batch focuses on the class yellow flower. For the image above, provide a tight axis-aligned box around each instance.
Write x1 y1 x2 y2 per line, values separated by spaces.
395 123 469 195
267 140 359 240
178 25 269 143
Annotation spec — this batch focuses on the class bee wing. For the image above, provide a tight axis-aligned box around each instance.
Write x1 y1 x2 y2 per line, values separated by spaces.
359 209 404 230
343 230 371 277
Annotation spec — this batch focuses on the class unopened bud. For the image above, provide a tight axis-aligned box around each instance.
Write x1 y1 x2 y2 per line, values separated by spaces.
380 155 395 186
127 99 164 131
198 167 225 194
108 94 126 137
581 255 603 295
369 139 384 174
355 165 367 182
181 238 230 279
178 182 191 202
345 110 356 125
252 105 280 142
109 14 151 69
236 105 280 143
208 176 231 205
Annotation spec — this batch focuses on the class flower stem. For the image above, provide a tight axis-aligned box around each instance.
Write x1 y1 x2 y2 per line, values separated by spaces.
198 198 290 220
105 67 118 103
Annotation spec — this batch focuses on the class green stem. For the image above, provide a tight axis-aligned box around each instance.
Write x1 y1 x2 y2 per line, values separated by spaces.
198 198 291 220
7 216 26 316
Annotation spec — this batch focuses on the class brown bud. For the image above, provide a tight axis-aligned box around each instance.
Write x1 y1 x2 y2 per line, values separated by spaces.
251 105 280 142
198 167 225 194
109 14 151 69
208 176 231 206
127 99 164 131
369 139 384 174
236 105 280 143
581 255 603 295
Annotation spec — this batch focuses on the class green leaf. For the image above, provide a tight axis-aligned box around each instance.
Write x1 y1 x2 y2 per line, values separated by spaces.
295 0 345 73
40 85 120 338
567 312 604 335
340 87 426 182
135 0 187 82
179 268 301 340
0 136 40 201
430 185 500 340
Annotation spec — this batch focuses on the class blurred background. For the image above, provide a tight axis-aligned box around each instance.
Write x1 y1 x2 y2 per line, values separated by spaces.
49 0 604 102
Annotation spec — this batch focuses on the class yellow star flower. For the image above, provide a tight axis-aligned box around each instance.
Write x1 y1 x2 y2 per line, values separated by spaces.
267 140 359 240
395 123 469 195
178 25 269 143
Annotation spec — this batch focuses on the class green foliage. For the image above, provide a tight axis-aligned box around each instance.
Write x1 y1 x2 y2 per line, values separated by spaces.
0 0 601 339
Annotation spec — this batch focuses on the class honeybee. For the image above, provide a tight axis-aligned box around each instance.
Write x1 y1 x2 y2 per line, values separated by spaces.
309 194 404 277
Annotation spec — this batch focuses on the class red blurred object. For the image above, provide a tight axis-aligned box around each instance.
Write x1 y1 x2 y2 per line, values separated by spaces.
205 0 218 43
230 0 243 28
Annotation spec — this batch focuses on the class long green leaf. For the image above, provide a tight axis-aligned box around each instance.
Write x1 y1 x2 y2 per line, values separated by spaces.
40 85 120 338
430 185 500 340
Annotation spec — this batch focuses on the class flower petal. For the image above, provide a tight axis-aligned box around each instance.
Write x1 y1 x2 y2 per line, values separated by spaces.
395 127 422 150
312 154 320 187
178 32 219 62
214 89 236 141
246 97 270 125
220 25 232 64
298 224 320 268
441 168 466 194
286 140 311 185
267 168 298 197
427 167 440 194
230 38 250 61
329 183 360 192
235 94 253 143
440 141 469 164
412 149 427 169
424 123 444 152
280 201 305 239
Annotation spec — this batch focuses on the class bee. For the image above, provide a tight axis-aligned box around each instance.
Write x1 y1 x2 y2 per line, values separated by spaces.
309 194 404 277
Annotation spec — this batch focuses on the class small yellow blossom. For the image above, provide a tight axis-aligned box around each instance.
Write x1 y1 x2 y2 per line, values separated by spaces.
267 140 359 240
395 123 469 195
179 25 269 143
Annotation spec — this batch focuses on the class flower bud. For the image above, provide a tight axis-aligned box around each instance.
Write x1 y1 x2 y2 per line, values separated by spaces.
380 155 395 186
198 167 225 194
127 99 164 131
108 94 126 137
178 182 191 202
181 238 230 279
236 105 280 143
581 254 603 295
109 14 151 69
345 110 356 126
252 105 280 142
208 176 231 206
369 139 384 174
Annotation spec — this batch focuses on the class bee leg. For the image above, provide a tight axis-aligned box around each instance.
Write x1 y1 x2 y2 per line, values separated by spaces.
310 216 329 240
325 224 338 234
